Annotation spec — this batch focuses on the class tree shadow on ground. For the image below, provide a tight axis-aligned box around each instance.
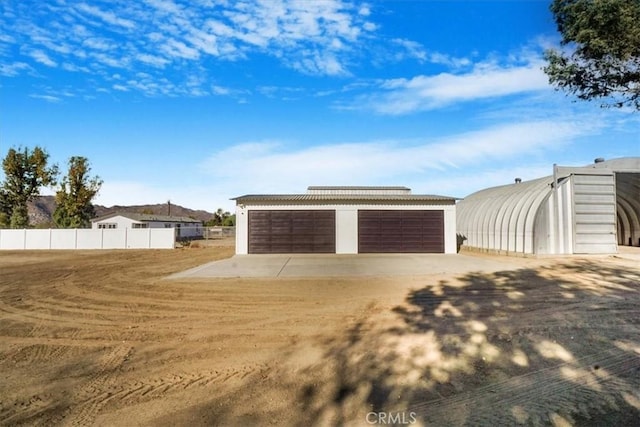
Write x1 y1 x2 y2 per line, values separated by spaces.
168 258 640 426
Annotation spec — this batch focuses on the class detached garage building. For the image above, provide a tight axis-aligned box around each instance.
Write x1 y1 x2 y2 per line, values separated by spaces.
233 186 457 255
457 157 640 255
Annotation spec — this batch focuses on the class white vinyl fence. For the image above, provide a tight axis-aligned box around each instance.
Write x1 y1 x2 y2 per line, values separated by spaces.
0 228 175 250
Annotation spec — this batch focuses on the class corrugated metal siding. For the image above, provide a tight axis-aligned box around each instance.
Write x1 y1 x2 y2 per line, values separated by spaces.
457 158 639 255
307 186 412 195
234 194 456 203
248 210 336 254
358 210 444 253
572 174 617 254
615 173 640 246
456 177 552 255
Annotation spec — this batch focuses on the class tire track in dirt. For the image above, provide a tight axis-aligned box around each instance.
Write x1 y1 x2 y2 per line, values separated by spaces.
0 300 120 328
0 335 141 349
48 362 271 426
61 345 132 427
0 394 53 426
414 349 640 426
94 363 272 407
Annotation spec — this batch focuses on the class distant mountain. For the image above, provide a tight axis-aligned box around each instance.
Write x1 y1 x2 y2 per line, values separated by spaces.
27 196 217 226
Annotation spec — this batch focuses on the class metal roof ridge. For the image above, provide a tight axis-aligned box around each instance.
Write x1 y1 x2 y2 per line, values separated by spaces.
232 194 458 201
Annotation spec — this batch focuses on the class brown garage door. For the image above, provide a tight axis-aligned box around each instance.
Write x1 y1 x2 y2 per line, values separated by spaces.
249 210 336 254
358 210 444 253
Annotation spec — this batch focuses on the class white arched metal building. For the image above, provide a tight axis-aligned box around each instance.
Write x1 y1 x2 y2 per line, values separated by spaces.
457 157 640 255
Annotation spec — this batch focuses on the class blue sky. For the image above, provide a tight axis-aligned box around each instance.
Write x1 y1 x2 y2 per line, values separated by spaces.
1 0 638 212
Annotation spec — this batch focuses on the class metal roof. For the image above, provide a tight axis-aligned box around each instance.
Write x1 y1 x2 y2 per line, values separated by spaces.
456 157 640 255
232 194 457 203
457 176 553 254
307 186 411 190
91 212 202 223
306 186 413 195
307 186 411 191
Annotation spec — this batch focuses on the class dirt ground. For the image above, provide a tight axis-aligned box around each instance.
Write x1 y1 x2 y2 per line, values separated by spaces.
0 241 639 426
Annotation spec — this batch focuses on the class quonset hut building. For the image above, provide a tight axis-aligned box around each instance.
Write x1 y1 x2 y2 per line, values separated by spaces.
457 157 640 255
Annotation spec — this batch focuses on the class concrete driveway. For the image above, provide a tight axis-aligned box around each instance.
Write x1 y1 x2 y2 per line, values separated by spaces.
168 253 530 279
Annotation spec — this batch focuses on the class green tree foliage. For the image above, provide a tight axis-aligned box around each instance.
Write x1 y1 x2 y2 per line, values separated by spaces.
544 0 640 109
0 190 10 227
0 146 58 228
205 208 233 226
54 156 103 228
222 214 236 227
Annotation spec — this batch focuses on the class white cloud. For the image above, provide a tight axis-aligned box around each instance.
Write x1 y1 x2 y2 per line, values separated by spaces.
428 52 471 68
392 38 427 62
211 85 230 95
199 119 594 197
353 59 550 114
83 37 116 51
3 0 502 99
92 52 132 69
390 39 471 67
28 49 57 67
0 62 32 76
29 94 62 103
363 22 376 31
61 62 89 72
136 53 169 67
145 0 183 15
0 34 16 43
76 3 136 29
290 50 347 76
162 39 200 59
358 5 371 16
186 29 220 56
2 0 396 98
411 163 555 198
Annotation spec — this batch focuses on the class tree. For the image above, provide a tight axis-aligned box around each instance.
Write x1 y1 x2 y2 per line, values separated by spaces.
0 190 10 227
1 146 58 228
53 156 103 228
543 0 640 110
205 208 233 226
222 214 236 227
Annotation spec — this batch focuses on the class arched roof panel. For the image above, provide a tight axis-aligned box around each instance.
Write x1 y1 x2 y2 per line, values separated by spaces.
457 176 552 254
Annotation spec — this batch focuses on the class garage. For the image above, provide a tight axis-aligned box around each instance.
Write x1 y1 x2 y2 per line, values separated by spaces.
233 186 457 255
248 210 335 254
358 210 444 253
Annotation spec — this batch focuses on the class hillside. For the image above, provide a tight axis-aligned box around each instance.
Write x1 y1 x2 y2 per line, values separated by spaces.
27 196 217 226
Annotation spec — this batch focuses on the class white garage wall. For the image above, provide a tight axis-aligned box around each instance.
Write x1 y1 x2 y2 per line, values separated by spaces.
0 228 175 250
336 208 358 254
235 203 457 255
